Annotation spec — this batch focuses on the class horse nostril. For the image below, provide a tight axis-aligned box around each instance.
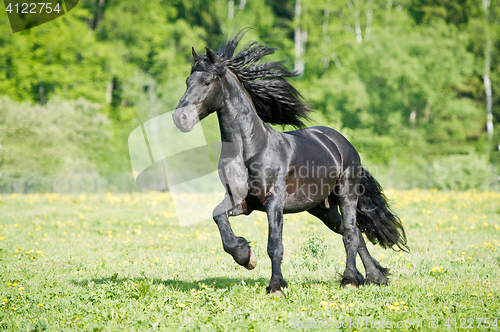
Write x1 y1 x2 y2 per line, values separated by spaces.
180 113 187 123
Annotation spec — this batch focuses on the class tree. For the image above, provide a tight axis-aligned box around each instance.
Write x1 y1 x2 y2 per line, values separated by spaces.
0 97 111 176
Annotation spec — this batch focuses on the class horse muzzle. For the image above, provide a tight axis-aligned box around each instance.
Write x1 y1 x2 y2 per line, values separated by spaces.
172 105 201 132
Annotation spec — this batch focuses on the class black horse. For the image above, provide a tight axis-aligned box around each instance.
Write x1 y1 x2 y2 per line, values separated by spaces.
173 30 408 295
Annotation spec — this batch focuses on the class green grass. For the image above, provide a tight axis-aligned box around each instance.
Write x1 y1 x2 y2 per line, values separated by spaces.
0 190 499 331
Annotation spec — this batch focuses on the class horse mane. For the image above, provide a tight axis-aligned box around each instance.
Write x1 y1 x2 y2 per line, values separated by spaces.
191 29 313 128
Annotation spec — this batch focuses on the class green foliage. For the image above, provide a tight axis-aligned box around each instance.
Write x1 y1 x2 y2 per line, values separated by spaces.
0 97 111 176
431 154 492 190
0 8 121 103
408 0 478 26
300 235 328 270
0 0 499 186
304 10 487 163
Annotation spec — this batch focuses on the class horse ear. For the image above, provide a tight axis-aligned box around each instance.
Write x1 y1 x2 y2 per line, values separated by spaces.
205 47 216 64
192 47 201 61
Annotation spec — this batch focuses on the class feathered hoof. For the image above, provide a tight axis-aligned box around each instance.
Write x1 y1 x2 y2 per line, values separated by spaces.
343 283 358 289
341 269 364 288
269 289 284 296
365 272 388 286
244 249 257 270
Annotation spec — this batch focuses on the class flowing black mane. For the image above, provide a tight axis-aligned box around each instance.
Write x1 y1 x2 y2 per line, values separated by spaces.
191 30 313 128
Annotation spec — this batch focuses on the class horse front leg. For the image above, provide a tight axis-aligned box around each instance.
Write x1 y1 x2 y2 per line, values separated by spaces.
265 196 287 295
213 196 257 270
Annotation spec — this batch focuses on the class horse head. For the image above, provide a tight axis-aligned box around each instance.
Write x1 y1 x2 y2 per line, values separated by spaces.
172 47 225 132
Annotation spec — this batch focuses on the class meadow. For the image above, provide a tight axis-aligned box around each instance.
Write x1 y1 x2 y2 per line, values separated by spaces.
0 189 499 331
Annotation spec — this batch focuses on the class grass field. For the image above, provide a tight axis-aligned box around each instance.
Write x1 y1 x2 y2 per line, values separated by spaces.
0 189 499 331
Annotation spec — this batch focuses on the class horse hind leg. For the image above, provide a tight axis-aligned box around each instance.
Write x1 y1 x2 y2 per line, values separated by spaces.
358 235 389 285
308 203 363 286
308 200 388 286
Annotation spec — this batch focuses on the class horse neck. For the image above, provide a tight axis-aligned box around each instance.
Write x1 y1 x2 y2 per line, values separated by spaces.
216 71 274 158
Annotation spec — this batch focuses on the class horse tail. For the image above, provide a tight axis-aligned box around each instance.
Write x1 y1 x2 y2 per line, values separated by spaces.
356 168 409 252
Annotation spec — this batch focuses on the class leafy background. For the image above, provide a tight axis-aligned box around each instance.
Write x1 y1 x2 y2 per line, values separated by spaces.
1 0 499 190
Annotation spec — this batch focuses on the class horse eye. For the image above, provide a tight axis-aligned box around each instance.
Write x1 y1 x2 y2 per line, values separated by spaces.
205 81 211 86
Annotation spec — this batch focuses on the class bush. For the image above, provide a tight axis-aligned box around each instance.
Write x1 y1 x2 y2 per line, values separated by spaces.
300 235 328 271
431 154 492 190
0 96 111 176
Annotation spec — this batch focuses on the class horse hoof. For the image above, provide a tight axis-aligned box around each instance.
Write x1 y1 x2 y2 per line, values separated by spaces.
343 283 358 289
244 249 257 270
270 290 284 296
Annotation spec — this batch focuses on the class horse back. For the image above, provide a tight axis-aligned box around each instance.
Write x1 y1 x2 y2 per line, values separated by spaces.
284 126 361 172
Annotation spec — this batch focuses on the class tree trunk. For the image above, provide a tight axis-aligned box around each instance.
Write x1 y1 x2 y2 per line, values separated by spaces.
322 9 330 68
106 81 113 104
354 9 363 43
228 0 234 20
423 101 431 124
410 107 416 127
347 0 363 43
484 70 493 139
97 0 105 30
294 0 307 75
483 0 494 139
148 78 158 118
39 83 45 104
365 0 374 41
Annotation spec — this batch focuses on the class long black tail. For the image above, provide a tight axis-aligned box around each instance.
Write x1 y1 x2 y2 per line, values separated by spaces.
356 168 409 252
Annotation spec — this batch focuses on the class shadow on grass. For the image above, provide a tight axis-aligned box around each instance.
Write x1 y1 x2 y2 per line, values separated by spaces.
71 275 269 292
71 274 344 292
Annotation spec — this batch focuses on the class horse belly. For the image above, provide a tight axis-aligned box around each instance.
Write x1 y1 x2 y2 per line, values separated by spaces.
283 173 338 213
282 138 342 213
